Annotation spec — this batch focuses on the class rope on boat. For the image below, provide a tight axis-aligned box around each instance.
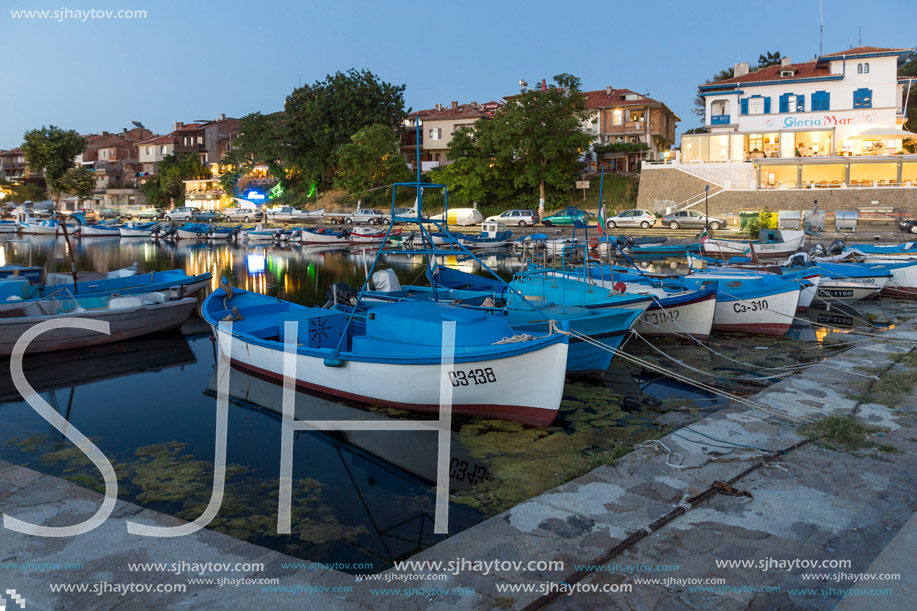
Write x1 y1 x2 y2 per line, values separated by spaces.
493 334 538 344
548 323 807 424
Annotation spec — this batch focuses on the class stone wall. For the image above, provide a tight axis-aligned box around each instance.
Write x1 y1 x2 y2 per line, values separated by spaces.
639 167 917 216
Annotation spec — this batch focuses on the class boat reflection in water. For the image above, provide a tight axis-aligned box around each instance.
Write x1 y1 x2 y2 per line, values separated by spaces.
204 365 485 568
0 331 196 404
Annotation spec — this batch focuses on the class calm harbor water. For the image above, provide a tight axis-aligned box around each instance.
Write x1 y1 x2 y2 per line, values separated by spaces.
0 236 905 572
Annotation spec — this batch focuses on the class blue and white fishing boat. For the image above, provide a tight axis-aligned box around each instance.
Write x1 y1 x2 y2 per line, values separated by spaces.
207 225 240 241
238 224 281 243
455 221 513 249
174 222 213 240
364 271 643 377
701 229 806 259
18 217 75 235
0 269 212 315
297 227 350 246
566 265 719 338
678 274 803 335
0 220 19 234
202 285 570 426
77 223 121 237
120 221 161 237
0 289 197 356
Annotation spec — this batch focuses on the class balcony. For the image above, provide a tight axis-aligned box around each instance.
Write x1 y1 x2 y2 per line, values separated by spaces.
710 115 731 126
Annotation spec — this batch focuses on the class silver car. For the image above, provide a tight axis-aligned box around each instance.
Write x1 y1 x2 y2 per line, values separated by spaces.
222 207 263 222
662 210 724 230
605 209 656 229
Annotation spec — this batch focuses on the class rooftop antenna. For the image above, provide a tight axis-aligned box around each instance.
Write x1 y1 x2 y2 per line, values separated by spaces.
858 25 861 46
819 0 823 56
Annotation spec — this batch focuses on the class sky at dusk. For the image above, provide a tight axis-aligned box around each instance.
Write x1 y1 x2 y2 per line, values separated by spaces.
0 0 913 148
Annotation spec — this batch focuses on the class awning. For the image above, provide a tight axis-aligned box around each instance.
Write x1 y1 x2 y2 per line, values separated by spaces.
845 127 917 141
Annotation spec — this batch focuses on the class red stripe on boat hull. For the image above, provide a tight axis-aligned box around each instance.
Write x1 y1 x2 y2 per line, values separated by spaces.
711 322 792 336
230 359 558 427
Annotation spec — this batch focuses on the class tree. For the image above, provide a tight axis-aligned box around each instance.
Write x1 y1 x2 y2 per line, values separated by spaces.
283 69 407 185
757 51 783 68
222 111 289 189
333 124 411 196
140 153 211 207
20 126 86 203
58 166 96 206
490 73 592 209
8 181 47 204
692 67 734 121
899 47 917 137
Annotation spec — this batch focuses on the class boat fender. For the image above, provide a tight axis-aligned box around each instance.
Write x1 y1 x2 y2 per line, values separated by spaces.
323 357 345 367
196 232 202 237
613 281 627 294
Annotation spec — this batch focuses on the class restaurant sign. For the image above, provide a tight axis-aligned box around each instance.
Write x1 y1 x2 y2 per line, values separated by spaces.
763 112 876 130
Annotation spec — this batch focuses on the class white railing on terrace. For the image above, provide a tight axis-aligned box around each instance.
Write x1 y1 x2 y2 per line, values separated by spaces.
672 186 724 212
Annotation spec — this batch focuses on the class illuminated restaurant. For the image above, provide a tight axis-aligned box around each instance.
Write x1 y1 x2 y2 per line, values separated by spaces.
682 46 916 189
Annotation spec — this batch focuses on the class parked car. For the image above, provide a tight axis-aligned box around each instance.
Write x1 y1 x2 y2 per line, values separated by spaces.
72 208 98 221
605 209 657 230
484 209 540 226
98 208 121 220
345 209 389 225
541 207 592 227
12 206 52 219
164 207 200 222
898 218 917 234
391 207 422 223
661 210 725 230
222 207 263 223
135 208 164 221
190 211 225 223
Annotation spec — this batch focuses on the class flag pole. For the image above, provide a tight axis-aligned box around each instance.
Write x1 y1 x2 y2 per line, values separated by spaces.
597 164 605 235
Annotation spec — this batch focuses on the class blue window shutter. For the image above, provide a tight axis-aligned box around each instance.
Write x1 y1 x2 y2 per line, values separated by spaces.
763 97 771 114
823 91 829 110
796 95 805 112
741 98 748 115
779 94 789 113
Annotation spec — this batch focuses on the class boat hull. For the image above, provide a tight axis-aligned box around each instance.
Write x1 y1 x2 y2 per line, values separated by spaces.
216 326 568 427
631 289 717 339
711 285 799 336
0 297 197 356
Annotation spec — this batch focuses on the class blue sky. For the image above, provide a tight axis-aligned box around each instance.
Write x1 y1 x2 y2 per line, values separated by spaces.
0 0 913 148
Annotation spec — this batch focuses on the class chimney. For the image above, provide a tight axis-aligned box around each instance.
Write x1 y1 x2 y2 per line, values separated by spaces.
471 101 477 108
435 104 442 111
451 101 458 109
102 131 109 136
541 79 547 91
218 113 225 121
733 62 750 77
605 86 612 95
122 128 127 133
174 122 183 130
780 56 792 67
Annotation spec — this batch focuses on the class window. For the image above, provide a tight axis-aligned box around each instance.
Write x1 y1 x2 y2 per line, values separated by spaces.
145 146 151 155
853 88 872 109
160 146 166 155
864 63 869 74
779 93 800 113
857 63 863 74
811 91 830 111
744 96 769 115
612 109 622 125
629 109 645 122
428 128 442 140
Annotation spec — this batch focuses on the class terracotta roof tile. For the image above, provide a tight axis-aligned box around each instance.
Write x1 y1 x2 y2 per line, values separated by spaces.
820 46 911 58
702 61 832 86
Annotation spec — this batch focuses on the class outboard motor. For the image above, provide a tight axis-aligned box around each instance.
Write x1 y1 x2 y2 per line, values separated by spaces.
789 253 808 268
828 239 846 256
323 282 359 308
809 243 827 258
623 236 635 249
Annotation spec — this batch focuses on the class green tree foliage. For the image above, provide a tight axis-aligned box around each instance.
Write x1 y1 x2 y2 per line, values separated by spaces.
7 181 47 204
140 154 211 207
593 142 649 154
430 74 591 210
58 166 96 205
333 124 410 196
899 47 917 138
222 111 289 189
757 51 783 68
283 69 407 185
20 125 86 199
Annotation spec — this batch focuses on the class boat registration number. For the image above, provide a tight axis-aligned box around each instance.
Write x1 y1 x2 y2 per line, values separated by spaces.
449 368 497 386
819 289 854 297
642 310 679 325
450 458 490 485
733 299 769 313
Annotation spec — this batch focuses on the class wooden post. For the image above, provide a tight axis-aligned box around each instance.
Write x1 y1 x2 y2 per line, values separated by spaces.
57 213 79 294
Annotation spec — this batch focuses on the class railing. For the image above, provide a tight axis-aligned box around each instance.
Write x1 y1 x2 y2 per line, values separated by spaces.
710 114 731 125
673 186 724 212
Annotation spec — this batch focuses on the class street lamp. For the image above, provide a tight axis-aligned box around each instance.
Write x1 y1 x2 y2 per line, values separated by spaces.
704 184 710 233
